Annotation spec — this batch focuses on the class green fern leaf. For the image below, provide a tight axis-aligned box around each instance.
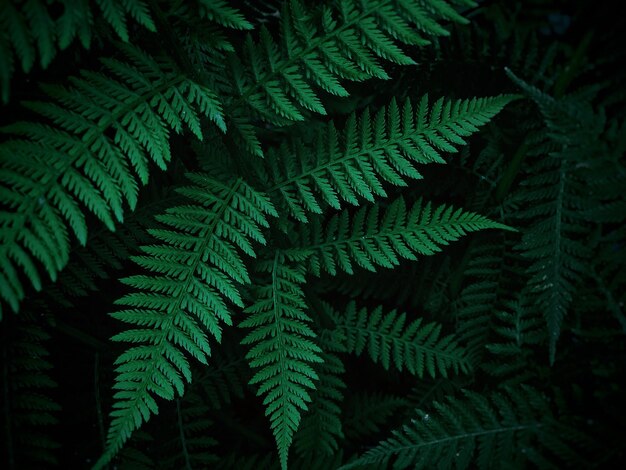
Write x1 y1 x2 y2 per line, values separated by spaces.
198 0 253 30
506 70 602 363
0 44 224 317
95 174 276 467
345 385 584 469
239 254 323 470
261 95 517 221
223 0 476 155
330 301 470 378
287 196 512 277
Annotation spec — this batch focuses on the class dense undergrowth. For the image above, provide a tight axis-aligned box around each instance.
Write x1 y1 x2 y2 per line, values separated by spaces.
1 0 625 468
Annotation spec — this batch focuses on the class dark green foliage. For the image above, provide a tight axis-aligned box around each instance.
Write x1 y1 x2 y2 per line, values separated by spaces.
1 0 624 469
342 392 409 440
1 319 60 468
160 394 219 468
345 386 584 469
0 0 156 103
293 351 346 457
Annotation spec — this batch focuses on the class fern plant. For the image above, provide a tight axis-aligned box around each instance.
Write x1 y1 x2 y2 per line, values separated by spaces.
1 0 624 469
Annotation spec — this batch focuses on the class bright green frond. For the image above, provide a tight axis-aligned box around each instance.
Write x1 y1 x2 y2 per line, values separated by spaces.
287 196 512 276
197 0 253 30
224 0 476 155
239 254 323 470
95 175 275 467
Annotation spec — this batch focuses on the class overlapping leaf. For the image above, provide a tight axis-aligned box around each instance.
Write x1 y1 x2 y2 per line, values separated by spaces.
263 94 517 221
96 174 276 467
0 44 224 318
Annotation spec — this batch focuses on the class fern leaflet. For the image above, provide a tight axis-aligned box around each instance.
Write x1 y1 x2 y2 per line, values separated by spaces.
483 296 544 385
294 351 346 457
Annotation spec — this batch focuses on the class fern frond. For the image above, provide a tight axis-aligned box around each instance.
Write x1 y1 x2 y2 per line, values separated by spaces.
506 70 602 363
0 44 224 318
239 254 323 470
1 320 60 467
224 0 477 155
95 174 276 467
345 385 583 469
0 0 157 103
330 301 470 378
287 196 512 277
294 351 346 457
261 94 517 221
